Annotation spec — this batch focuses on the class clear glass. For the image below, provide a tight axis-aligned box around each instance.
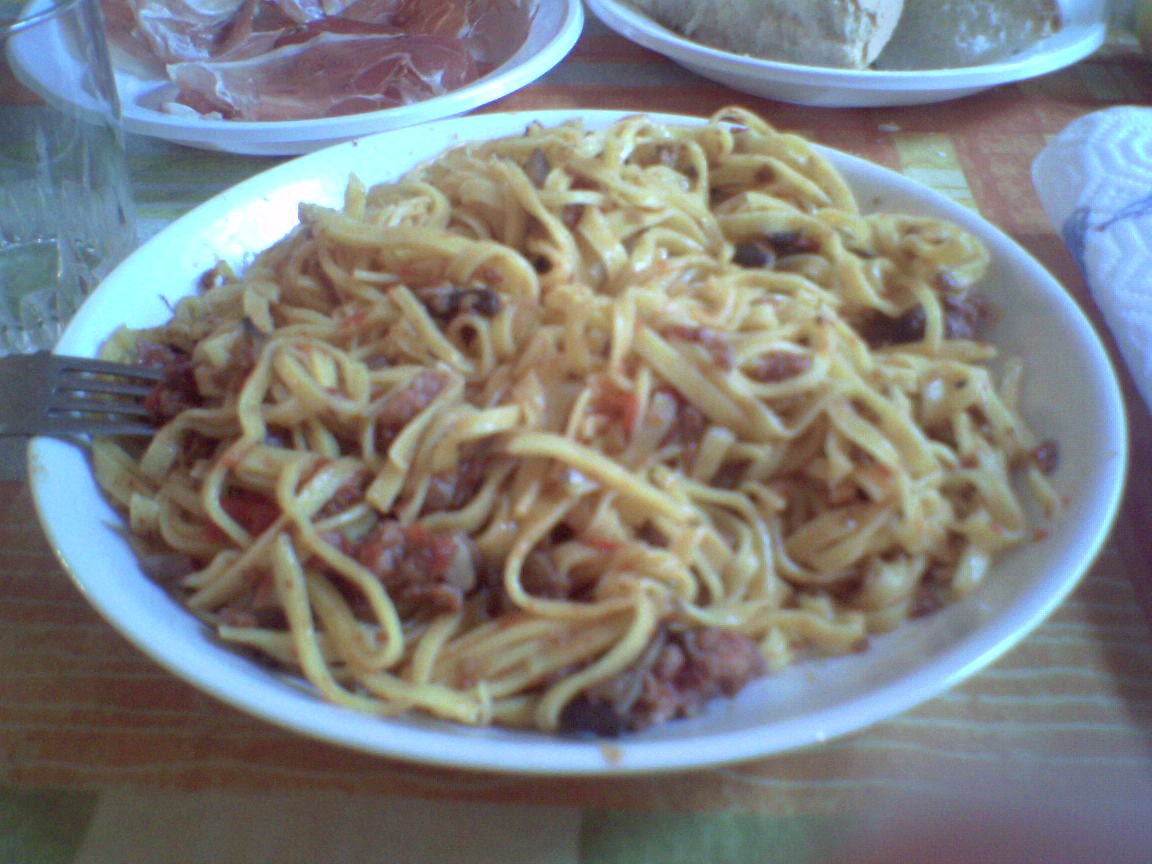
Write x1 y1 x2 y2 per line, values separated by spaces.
1 0 136 355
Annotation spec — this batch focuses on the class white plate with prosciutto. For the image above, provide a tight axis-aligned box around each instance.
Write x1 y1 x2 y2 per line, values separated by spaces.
18 0 582 154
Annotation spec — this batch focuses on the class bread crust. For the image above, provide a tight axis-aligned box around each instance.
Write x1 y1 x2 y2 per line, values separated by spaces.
873 0 1063 69
629 0 905 69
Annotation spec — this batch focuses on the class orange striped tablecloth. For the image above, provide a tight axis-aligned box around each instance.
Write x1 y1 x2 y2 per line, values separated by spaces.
2 15 1151 863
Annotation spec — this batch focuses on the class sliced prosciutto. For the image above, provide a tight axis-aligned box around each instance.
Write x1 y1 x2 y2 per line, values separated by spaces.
103 0 286 64
101 0 536 121
168 31 478 120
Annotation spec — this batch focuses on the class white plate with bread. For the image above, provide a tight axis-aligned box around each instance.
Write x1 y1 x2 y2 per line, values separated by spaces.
586 0 1107 107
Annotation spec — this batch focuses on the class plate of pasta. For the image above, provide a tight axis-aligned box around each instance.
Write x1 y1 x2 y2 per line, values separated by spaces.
29 108 1125 773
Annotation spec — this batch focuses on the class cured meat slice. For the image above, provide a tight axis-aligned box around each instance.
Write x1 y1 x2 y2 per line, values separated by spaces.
167 31 478 120
104 0 278 63
102 0 536 121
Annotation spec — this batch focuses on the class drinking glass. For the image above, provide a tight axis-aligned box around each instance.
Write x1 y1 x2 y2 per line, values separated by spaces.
1 0 135 355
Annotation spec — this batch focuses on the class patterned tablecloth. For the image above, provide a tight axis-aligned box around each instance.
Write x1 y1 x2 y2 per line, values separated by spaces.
3 14 1152 864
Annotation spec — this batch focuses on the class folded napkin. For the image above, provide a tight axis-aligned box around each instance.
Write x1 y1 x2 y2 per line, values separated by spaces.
1033 106 1152 413
1032 104 1152 417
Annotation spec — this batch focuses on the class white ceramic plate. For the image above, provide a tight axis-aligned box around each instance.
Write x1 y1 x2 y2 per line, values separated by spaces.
585 0 1107 107
29 110 1127 774
12 0 583 155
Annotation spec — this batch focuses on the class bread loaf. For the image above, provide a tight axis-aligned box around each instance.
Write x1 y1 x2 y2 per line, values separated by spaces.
627 0 906 70
872 0 1063 69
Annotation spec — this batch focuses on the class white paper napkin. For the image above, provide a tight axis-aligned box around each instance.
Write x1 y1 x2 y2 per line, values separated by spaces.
1032 105 1152 413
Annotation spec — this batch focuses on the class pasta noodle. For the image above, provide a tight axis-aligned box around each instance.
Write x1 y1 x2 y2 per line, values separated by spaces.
94 108 1059 736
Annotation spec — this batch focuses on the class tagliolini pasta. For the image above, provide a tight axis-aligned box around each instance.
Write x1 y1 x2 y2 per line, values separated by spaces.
94 108 1059 736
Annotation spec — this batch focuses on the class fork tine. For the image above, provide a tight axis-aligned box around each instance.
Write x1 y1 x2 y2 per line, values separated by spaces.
50 354 165 382
38 418 159 437
52 377 159 399
46 395 154 418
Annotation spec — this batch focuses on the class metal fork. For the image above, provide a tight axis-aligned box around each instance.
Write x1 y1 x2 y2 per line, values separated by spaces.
0 352 163 439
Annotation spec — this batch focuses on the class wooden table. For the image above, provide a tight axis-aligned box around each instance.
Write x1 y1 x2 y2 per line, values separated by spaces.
2 15 1150 863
